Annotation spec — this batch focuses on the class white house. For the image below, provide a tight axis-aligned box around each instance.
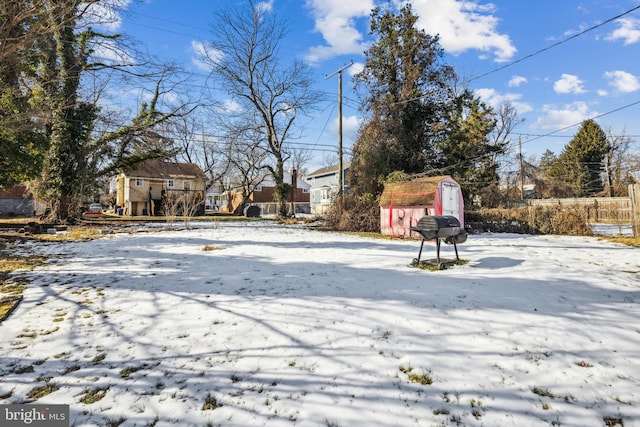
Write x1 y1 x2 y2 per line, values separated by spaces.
304 163 350 215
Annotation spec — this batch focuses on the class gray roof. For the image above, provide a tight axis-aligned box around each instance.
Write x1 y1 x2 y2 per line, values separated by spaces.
125 159 207 180
307 162 350 178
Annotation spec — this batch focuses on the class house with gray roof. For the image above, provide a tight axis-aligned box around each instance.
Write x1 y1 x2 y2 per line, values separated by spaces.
304 163 350 215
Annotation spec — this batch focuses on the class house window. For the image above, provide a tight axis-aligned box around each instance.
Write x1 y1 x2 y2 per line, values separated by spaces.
321 187 331 201
303 188 309 193
167 179 175 188
135 178 144 187
254 185 263 192
184 181 191 191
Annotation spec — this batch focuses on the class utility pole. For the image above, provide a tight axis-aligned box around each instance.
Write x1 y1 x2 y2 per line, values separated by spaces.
518 136 525 200
604 153 613 197
326 61 353 210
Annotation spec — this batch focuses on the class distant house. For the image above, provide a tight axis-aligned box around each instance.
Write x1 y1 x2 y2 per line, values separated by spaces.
221 169 310 216
115 159 207 216
305 163 350 215
379 175 464 238
204 183 224 212
0 185 48 217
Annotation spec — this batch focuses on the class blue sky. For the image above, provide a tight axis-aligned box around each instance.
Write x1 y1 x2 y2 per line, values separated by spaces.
108 0 640 171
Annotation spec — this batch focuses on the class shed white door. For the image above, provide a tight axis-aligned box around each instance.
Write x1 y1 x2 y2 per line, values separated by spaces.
441 182 460 218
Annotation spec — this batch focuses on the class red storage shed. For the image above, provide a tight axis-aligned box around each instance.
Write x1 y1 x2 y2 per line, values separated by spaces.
380 175 464 238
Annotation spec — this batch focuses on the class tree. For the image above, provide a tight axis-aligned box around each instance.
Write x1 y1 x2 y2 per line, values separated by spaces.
349 4 457 196
202 0 318 216
547 119 610 197
221 132 269 215
0 0 98 187
435 94 500 206
606 127 637 196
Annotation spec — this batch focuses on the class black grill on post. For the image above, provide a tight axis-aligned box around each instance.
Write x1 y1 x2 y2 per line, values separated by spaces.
410 215 467 268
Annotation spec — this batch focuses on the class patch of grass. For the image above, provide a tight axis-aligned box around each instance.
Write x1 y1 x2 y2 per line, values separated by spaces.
604 417 624 426
399 365 433 385
80 387 108 404
203 393 222 411
40 326 59 335
92 353 106 364
575 360 594 368
202 245 224 251
14 365 34 374
0 390 13 400
0 295 23 321
26 384 59 401
16 330 37 339
120 364 147 378
532 386 556 398
35 227 104 242
412 259 469 271
603 236 640 247
63 364 81 375
104 416 127 426
0 256 47 274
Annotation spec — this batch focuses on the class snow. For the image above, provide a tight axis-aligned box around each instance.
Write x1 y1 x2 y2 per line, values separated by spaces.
1 221 639 427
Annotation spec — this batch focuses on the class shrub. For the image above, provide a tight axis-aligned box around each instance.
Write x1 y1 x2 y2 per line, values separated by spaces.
325 194 379 232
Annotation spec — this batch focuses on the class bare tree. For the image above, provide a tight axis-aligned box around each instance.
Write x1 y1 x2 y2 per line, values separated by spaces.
606 127 638 196
222 133 269 215
201 0 319 216
169 112 229 185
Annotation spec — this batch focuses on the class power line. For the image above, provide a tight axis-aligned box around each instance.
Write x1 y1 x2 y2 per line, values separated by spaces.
521 99 640 146
468 4 640 82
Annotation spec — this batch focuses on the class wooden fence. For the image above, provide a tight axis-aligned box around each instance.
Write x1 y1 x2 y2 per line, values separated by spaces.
527 184 640 237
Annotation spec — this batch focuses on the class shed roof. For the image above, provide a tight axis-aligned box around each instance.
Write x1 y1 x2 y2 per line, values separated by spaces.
124 159 207 180
379 175 451 207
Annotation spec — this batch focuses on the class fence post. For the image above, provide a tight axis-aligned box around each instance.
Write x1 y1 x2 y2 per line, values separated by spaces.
631 184 640 238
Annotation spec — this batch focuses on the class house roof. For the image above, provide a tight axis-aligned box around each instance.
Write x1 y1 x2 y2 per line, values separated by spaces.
124 159 207 180
379 175 452 207
306 162 350 179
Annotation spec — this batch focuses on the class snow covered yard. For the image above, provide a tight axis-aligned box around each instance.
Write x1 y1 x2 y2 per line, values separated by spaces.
1 221 639 427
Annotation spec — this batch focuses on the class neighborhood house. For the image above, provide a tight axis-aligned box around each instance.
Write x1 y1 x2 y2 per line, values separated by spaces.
114 159 207 216
304 163 350 215
220 169 310 216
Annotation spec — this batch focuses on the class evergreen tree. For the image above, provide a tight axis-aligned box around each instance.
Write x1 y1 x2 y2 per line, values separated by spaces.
350 4 456 195
436 94 499 205
547 119 610 197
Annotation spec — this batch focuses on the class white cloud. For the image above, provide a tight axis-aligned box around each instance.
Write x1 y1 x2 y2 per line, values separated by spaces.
597 89 609 97
604 70 640 93
304 0 373 63
330 114 361 138
191 41 222 71
91 39 135 66
257 0 275 12
508 75 527 87
217 99 243 114
474 88 532 114
408 0 516 62
553 74 586 94
82 0 133 31
349 62 365 77
606 17 640 45
531 102 596 130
